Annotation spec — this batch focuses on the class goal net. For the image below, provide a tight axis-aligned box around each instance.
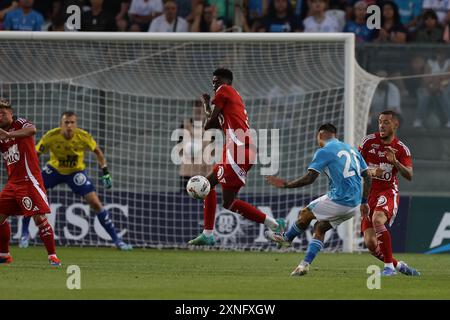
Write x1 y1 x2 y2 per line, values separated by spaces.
0 33 380 252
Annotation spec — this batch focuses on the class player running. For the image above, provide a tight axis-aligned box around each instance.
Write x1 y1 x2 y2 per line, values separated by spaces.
359 110 420 276
19 111 132 250
265 123 371 276
188 68 285 245
0 98 61 266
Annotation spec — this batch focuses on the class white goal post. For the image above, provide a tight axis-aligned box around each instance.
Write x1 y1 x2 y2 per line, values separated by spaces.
0 32 380 252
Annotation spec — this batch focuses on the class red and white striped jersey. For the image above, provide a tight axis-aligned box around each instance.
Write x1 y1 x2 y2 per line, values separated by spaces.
358 132 412 194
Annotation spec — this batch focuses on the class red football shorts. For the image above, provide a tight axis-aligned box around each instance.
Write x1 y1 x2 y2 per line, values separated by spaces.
361 189 400 234
213 145 256 192
0 181 51 217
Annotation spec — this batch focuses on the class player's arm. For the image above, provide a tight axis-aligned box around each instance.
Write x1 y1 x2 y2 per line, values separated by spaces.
93 146 112 189
266 170 319 189
360 169 372 218
201 93 221 130
386 146 413 181
0 125 36 139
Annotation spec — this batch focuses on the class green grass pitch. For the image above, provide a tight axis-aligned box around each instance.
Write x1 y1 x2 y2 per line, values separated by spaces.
1 246 449 300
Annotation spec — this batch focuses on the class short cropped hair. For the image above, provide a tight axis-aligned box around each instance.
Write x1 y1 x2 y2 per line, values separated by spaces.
379 110 399 120
0 98 12 109
213 68 233 83
318 123 337 134
61 110 77 119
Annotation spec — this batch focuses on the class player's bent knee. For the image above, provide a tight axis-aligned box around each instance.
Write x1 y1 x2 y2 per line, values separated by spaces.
365 238 378 252
297 208 313 229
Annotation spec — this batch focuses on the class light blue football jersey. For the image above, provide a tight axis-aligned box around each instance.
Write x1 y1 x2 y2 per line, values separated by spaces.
308 138 368 207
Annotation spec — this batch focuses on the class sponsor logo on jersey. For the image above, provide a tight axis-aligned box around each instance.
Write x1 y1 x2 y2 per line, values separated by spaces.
2 144 20 165
378 151 386 158
73 173 87 186
371 144 380 149
22 197 33 211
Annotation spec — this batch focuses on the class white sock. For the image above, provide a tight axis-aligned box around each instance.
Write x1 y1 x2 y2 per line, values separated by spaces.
264 216 278 230
385 262 394 269
0 252 10 257
202 230 213 237
395 262 402 271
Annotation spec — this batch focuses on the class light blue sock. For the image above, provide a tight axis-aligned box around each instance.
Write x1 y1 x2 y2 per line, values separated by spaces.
285 223 303 242
304 239 324 264
97 209 119 243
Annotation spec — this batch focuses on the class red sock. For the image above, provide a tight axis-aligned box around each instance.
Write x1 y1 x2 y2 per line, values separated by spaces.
229 199 266 224
203 189 217 230
37 218 56 256
371 244 398 267
0 220 11 254
374 224 394 264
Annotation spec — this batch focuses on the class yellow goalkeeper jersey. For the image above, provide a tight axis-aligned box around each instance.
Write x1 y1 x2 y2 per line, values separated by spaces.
36 127 97 175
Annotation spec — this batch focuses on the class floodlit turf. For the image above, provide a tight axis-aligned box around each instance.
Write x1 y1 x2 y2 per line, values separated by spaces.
1 246 449 300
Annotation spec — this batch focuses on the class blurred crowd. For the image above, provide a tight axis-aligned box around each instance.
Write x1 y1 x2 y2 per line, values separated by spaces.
0 0 449 43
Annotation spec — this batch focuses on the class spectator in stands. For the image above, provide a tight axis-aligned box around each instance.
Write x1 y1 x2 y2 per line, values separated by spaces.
0 1 17 29
368 70 402 130
394 0 423 32
128 0 163 31
190 3 224 31
303 0 341 32
148 0 189 31
414 9 444 42
414 49 450 128
258 0 301 32
422 0 450 26
3 0 43 31
178 100 214 192
373 0 408 43
343 1 374 42
207 0 235 28
48 12 66 31
81 0 116 31
115 0 131 31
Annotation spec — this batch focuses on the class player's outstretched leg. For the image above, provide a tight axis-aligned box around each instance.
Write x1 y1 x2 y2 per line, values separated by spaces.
265 207 314 248
85 192 132 250
19 216 31 248
291 221 329 277
0 217 13 264
33 215 61 267
188 188 217 246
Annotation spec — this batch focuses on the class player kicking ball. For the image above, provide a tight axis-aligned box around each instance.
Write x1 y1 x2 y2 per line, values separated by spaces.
188 68 285 245
265 123 371 276
0 98 61 266
19 111 132 251
359 111 420 276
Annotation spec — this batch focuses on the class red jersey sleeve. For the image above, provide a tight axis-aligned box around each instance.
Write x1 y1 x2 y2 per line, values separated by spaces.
211 85 228 110
14 118 35 130
397 141 413 168
358 134 375 159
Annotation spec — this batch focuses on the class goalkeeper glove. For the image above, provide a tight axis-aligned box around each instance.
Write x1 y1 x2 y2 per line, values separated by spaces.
101 167 112 189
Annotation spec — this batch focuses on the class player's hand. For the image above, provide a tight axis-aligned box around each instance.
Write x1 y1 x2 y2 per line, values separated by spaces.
360 203 369 219
385 146 398 164
369 167 384 178
201 93 212 117
101 166 112 189
266 176 287 189
0 128 10 140
102 174 112 189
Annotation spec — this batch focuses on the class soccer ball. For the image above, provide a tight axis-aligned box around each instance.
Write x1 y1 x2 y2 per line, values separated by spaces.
186 175 210 200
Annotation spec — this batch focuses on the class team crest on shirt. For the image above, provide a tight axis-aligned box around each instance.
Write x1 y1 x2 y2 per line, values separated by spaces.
371 144 380 149
73 173 87 186
22 197 33 211
377 196 387 207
